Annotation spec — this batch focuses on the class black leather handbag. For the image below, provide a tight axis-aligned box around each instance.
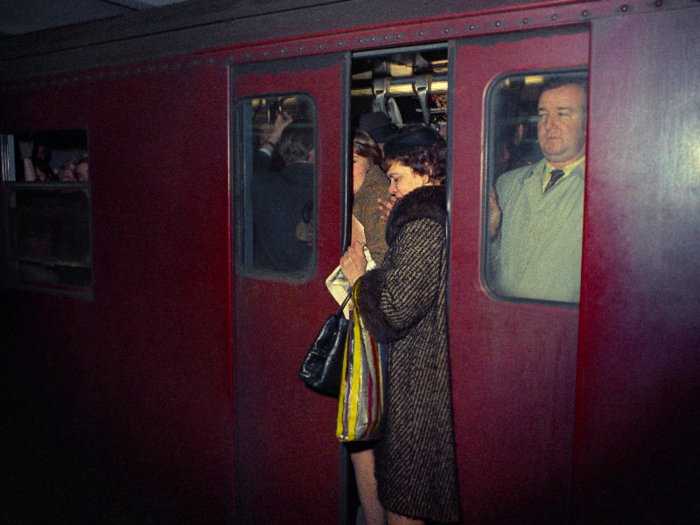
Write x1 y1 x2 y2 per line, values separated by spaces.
299 291 352 397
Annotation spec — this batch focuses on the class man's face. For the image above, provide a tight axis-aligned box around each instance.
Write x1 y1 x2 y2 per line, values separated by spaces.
36 145 48 160
60 168 76 182
537 84 587 168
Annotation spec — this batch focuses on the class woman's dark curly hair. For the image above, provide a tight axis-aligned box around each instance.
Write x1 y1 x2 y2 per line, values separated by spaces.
381 143 447 185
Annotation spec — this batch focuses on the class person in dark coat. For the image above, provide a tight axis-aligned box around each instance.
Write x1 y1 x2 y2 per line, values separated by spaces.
252 121 314 272
340 126 461 524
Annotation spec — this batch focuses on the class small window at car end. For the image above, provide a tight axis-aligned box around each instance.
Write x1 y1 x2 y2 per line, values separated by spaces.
1 129 92 298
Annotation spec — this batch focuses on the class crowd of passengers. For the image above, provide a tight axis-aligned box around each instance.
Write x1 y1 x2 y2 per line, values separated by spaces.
19 140 89 182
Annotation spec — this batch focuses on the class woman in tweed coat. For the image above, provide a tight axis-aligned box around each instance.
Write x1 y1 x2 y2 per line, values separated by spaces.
341 127 461 524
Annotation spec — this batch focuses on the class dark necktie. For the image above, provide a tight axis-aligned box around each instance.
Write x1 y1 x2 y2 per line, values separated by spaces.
544 169 565 193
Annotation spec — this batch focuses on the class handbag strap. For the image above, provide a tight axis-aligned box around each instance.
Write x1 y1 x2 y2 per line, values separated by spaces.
335 289 353 317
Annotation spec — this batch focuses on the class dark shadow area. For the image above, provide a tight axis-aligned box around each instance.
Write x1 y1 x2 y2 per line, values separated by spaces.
0 337 163 524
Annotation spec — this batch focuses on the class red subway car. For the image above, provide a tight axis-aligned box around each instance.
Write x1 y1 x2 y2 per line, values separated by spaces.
1 0 699 523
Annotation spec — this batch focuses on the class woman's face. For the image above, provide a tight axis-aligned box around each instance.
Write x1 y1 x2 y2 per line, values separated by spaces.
386 162 430 200
352 151 370 195
60 168 76 182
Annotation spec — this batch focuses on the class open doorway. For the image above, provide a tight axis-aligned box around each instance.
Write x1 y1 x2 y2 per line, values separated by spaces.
343 43 449 525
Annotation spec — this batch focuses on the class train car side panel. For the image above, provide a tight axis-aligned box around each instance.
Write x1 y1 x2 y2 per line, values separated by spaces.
1 63 234 522
574 8 700 524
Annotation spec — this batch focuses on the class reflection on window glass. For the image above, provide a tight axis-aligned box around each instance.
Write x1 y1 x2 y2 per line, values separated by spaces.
235 94 316 278
2 129 92 297
486 71 588 304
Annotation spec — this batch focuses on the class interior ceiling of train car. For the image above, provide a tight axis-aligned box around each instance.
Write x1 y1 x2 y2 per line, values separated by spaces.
351 45 448 128
0 0 190 36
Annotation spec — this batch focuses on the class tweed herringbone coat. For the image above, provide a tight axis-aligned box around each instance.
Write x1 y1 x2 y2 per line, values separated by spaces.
356 185 461 523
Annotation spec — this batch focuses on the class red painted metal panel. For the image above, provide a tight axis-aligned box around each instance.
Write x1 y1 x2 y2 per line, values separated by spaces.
1 64 233 522
231 56 346 524
450 29 589 524
574 9 700 523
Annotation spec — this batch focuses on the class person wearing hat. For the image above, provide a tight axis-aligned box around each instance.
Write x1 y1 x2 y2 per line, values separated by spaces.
359 112 399 149
341 126 461 525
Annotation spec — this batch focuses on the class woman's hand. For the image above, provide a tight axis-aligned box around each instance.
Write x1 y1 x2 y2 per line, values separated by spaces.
340 241 368 286
378 197 395 221
268 111 292 143
350 214 366 246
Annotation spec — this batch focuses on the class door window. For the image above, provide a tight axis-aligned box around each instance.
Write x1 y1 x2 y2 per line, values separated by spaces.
233 93 317 280
485 70 588 304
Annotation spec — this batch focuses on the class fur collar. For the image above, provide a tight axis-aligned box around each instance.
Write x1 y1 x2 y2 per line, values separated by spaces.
386 185 447 245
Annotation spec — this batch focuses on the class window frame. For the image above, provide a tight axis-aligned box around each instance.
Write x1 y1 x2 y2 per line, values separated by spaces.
482 67 588 305
1 130 93 299
232 91 319 283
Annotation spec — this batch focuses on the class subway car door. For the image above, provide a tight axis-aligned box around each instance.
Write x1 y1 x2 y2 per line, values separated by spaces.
230 53 349 525
449 27 589 524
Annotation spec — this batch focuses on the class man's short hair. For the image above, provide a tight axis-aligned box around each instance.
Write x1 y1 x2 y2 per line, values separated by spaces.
542 76 587 96
541 76 588 123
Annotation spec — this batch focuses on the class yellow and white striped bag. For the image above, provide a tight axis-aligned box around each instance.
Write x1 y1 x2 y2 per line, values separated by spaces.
335 282 386 442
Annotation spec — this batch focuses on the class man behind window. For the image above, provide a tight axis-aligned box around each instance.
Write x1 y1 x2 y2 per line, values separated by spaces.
252 121 315 272
492 77 587 303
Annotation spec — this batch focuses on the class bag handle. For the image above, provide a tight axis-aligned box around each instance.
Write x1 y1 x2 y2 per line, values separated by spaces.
335 289 353 317
351 280 361 312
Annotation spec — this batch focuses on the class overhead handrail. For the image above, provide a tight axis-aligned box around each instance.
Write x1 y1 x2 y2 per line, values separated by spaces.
413 74 432 126
372 77 391 116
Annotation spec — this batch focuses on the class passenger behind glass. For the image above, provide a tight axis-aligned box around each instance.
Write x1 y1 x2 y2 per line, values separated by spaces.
506 110 542 172
60 152 89 182
494 128 513 177
252 121 315 272
33 160 54 182
19 140 55 181
74 155 89 181
256 109 292 174
60 160 76 182
492 77 587 302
